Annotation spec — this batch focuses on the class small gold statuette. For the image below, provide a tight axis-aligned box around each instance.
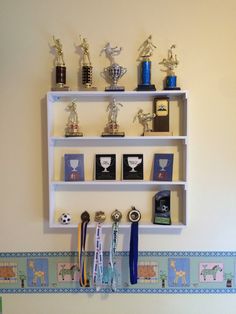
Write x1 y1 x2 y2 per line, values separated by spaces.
102 98 125 137
78 35 97 90
65 100 83 137
159 44 180 90
133 109 156 136
51 36 69 91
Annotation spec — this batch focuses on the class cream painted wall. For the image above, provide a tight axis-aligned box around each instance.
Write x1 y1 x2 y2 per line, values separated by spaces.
1 0 236 313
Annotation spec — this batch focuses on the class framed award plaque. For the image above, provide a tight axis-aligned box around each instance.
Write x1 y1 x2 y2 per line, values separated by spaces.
153 97 172 135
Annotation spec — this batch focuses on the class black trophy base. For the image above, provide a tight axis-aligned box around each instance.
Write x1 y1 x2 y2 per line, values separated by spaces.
105 86 125 92
137 84 156 91
164 87 181 90
102 132 125 137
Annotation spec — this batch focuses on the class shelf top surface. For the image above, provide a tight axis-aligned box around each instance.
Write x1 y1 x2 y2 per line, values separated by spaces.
47 90 188 101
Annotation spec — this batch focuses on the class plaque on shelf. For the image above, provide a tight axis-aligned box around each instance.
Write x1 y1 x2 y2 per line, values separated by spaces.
153 153 173 181
95 154 116 180
122 154 143 180
151 97 173 136
153 190 171 225
64 154 84 181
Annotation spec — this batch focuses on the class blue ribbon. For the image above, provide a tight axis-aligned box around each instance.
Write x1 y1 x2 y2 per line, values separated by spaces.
129 222 139 285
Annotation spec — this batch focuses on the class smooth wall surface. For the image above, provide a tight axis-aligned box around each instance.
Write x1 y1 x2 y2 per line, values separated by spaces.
1 0 236 313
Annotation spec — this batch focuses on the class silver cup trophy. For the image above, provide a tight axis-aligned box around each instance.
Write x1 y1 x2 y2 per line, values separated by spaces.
100 43 127 91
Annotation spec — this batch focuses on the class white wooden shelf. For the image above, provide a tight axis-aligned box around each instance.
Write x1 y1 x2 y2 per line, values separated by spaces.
47 90 188 230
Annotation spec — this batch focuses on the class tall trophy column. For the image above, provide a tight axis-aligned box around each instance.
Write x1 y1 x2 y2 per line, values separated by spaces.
78 35 96 90
137 35 157 91
51 36 69 91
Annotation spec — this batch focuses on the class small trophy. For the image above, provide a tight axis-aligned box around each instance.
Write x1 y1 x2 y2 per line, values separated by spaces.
137 35 157 91
100 43 127 91
65 100 83 137
102 98 125 137
51 36 69 91
133 109 156 136
78 35 96 90
159 44 180 90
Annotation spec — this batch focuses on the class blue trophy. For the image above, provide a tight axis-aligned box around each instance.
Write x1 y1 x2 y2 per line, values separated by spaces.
137 35 157 91
159 44 180 90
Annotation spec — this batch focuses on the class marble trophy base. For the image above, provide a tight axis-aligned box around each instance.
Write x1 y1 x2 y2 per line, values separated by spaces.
65 132 83 137
80 86 97 91
137 84 156 91
52 85 69 91
102 132 125 137
144 131 173 136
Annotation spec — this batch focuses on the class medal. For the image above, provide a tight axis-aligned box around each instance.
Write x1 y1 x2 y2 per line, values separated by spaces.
109 209 122 291
128 206 141 285
93 211 106 291
78 211 90 287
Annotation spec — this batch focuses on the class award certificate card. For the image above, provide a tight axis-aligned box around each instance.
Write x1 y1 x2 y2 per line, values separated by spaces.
95 154 116 180
153 153 173 181
122 154 143 180
64 154 84 181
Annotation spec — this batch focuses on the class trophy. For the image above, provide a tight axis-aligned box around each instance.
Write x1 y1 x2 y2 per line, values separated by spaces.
137 35 157 91
159 44 180 90
78 35 97 90
153 190 171 225
102 98 125 137
127 156 142 172
51 36 69 91
133 109 156 135
65 100 83 137
100 43 127 91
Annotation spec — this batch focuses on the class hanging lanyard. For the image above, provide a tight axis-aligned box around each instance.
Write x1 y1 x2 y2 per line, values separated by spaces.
78 211 90 287
128 207 141 285
93 211 106 291
109 209 122 292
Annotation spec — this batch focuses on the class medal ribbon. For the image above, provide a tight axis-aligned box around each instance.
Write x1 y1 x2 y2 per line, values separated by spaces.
109 221 119 291
93 222 103 290
78 220 89 287
129 221 139 285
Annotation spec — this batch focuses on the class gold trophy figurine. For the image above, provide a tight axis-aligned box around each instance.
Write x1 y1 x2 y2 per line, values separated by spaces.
51 36 69 91
159 44 180 90
102 98 125 137
65 100 83 137
79 35 97 90
133 109 156 136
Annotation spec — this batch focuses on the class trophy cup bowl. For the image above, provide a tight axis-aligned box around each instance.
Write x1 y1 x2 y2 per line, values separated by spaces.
70 159 79 171
104 63 127 91
159 159 168 171
128 157 142 172
100 156 111 172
